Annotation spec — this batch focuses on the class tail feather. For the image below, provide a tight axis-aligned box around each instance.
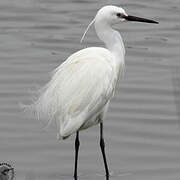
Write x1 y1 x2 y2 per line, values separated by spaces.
60 116 84 138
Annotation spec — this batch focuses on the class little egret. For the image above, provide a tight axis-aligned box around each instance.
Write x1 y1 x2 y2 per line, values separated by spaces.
33 5 158 179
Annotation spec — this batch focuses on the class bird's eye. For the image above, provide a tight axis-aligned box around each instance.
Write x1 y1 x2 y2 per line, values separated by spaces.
117 13 122 18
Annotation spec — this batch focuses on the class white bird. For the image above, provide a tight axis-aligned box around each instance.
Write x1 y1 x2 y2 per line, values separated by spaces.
33 5 158 179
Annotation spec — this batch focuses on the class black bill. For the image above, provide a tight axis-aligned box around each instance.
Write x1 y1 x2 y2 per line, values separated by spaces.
124 15 158 24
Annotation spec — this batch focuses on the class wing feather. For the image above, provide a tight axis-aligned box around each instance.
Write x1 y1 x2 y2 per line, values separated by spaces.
34 47 117 138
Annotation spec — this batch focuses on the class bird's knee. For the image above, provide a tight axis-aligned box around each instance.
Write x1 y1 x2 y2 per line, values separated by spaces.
75 137 80 149
75 138 80 147
100 138 105 148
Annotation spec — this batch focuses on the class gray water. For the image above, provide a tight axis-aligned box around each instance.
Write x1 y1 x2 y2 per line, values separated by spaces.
0 0 180 179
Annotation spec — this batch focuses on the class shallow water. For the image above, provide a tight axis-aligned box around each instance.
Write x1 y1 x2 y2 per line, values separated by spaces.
1 0 180 179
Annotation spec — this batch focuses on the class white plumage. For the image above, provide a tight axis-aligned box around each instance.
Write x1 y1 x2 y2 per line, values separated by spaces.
33 5 157 141
31 5 158 178
35 46 124 139
34 6 126 140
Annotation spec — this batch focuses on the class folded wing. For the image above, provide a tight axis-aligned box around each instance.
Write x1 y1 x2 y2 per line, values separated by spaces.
35 47 117 138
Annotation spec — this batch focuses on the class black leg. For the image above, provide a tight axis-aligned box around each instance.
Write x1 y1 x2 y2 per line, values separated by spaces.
74 131 80 179
100 122 109 178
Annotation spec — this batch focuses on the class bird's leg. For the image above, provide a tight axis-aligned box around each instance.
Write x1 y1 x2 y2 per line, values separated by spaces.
74 131 80 179
100 122 109 177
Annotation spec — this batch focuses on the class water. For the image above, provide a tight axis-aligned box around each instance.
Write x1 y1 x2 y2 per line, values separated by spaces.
0 0 180 179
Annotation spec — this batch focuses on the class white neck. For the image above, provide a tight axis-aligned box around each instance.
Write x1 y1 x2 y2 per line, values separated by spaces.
95 20 125 60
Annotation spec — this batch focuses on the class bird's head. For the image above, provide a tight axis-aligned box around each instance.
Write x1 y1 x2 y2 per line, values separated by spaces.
81 5 158 43
95 6 128 25
95 5 158 25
